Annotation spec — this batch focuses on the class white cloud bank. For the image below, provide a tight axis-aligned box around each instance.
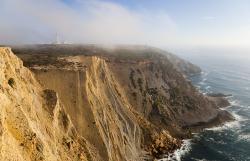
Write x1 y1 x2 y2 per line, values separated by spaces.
1 0 250 49
0 0 177 46
202 16 216 20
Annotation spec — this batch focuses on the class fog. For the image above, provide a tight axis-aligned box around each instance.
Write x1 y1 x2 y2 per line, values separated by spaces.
1 0 250 51
0 0 177 46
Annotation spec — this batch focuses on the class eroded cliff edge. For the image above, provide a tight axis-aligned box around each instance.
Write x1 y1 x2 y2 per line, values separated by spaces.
1 45 233 160
0 47 101 161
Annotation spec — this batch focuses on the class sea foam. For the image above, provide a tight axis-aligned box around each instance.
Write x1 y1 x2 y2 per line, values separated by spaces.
206 109 245 132
158 139 192 161
238 134 250 142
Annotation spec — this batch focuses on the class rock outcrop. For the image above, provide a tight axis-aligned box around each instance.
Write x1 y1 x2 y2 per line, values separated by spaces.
0 45 233 161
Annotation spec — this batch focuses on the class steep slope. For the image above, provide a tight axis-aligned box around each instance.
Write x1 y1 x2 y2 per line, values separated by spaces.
28 56 181 160
10 45 233 160
0 47 101 161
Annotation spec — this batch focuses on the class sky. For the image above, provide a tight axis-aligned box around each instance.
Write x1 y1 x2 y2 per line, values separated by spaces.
0 0 250 49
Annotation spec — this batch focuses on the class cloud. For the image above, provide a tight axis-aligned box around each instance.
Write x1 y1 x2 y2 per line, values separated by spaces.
202 16 216 20
0 0 177 46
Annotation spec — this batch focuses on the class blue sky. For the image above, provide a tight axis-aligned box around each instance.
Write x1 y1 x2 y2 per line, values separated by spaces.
1 0 250 48
102 0 250 47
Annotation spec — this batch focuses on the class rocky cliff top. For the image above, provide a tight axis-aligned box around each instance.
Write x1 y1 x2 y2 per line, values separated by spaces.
11 44 201 76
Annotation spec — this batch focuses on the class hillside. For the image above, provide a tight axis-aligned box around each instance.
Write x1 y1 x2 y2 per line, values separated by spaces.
0 45 233 160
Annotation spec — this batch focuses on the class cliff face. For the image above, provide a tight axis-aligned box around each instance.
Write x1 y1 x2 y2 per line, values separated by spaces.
30 56 144 161
1 45 233 161
0 47 100 161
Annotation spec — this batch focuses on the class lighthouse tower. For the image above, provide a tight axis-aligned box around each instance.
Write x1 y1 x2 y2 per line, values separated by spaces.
52 33 61 44
55 33 60 44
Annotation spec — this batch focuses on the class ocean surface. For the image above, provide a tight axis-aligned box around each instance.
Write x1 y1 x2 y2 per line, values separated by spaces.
161 49 250 161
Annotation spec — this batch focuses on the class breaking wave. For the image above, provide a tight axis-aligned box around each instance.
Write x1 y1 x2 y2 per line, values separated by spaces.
158 140 192 161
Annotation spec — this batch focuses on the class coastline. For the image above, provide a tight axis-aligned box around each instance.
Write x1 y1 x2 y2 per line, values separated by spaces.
157 93 235 160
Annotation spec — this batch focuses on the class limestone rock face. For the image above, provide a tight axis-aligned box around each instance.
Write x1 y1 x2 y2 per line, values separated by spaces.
1 45 233 161
0 47 100 161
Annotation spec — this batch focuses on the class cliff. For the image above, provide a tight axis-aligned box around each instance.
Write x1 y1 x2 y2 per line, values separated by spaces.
0 47 101 161
0 45 233 160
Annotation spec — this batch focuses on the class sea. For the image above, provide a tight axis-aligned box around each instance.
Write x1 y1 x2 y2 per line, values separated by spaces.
160 48 250 161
